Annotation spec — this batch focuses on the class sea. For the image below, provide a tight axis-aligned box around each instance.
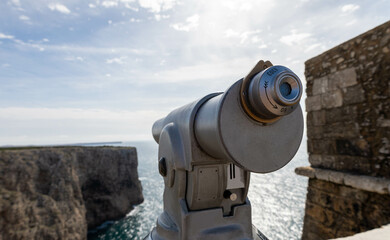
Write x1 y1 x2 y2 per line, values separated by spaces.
87 138 309 240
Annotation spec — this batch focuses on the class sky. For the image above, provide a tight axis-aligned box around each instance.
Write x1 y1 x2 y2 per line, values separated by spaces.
0 0 389 145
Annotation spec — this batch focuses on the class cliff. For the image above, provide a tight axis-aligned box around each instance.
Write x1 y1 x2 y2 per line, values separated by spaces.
0 146 144 240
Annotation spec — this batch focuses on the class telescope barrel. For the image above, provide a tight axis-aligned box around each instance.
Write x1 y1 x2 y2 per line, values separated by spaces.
194 65 303 173
151 65 303 173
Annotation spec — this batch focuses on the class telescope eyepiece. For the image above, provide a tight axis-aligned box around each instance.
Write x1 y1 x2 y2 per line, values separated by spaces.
280 82 292 99
278 76 300 103
245 65 302 123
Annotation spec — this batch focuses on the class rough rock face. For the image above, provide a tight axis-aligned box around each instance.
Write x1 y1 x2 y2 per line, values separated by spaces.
0 147 143 240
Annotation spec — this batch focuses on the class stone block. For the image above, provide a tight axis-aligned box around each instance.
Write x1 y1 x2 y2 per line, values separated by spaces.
305 202 327 224
378 137 389 154
306 187 332 209
302 215 336 240
344 174 390 194
312 76 328 95
307 125 324 140
377 118 390 127
312 110 326 126
336 57 345 64
315 168 331 182
327 171 344 184
323 122 360 138
335 139 371 157
308 139 337 155
325 106 358 124
343 84 366 105
306 95 322 111
309 154 322 166
322 155 337 168
307 202 339 228
322 90 343 109
332 155 372 174
308 154 335 169
328 68 358 90
338 184 368 201
307 110 327 128
295 166 315 178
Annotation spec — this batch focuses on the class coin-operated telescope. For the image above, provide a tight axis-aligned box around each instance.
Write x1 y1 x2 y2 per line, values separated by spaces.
145 60 303 240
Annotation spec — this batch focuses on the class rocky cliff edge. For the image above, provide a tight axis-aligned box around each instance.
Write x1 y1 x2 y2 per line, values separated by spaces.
0 146 144 240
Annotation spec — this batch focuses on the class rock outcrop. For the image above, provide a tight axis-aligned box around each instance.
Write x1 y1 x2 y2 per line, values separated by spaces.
0 146 143 240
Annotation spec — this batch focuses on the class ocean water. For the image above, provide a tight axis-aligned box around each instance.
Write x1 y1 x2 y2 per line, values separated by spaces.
88 138 309 240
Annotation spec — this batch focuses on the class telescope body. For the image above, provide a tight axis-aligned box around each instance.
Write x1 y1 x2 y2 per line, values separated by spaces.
146 61 304 240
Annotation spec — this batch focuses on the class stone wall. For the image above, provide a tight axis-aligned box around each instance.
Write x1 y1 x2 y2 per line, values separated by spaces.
297 20 390 240
0 146 143 240
304 179 390 239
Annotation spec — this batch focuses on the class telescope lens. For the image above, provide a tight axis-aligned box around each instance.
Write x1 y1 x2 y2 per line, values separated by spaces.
246 65 302 122
280 82 292 99
277 75 300 103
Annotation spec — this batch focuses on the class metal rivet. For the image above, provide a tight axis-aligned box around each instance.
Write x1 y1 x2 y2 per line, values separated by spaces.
230 193 237 201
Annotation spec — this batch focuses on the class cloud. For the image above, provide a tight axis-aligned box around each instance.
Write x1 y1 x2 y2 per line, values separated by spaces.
124 4 139 11
154 14 169 21
106 56 127 64
2 35 152 56
130 18 142 22
11 0 21 7
10 0 24 11
136 0 179 20
346 19 357 26
48 3 71 14
150 57 254 84
304 43 323 53
64 56 84 62
2 35 44 51
224 29 240 38
239 30 262 44
280 30 311 46
138 0 179 13
0 33 14 39
19 15 30 21
224 29 266 47
341 4 360 13
101 1 118 8
222 1 253 11
40 45 153 55
170 14 199 32
95 0 138 10
2 0 390 146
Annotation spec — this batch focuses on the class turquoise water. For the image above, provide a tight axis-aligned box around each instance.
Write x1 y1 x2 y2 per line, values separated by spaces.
88 139 309 240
